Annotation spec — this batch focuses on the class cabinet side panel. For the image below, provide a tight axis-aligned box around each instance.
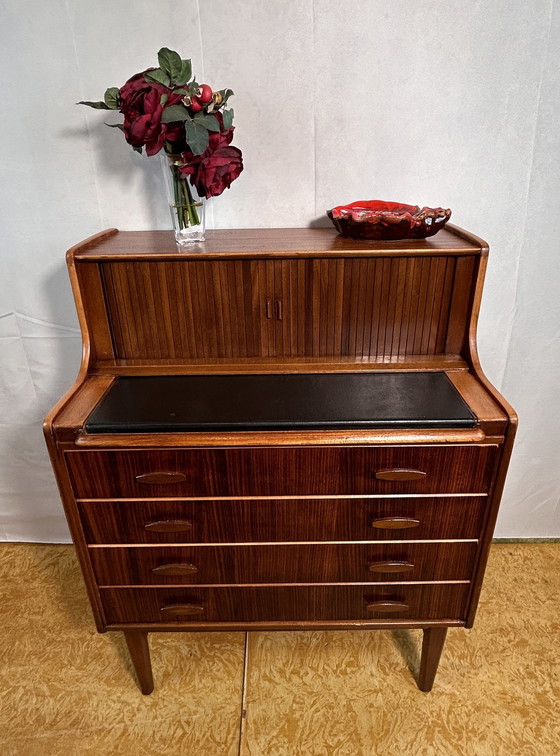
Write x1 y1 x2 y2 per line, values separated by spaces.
75 263 115 361
445 256 477 355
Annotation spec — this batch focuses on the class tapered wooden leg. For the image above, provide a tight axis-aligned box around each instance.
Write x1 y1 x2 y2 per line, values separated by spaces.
124 631 154 694
418 627 447 692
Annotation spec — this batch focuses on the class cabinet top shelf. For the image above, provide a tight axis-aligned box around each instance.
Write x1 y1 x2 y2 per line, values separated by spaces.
70 225 486 262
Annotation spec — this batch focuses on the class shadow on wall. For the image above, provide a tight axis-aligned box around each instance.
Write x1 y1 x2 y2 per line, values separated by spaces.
59 116 170 232
308 215 332 229
0 263 81 542
3 114 170 543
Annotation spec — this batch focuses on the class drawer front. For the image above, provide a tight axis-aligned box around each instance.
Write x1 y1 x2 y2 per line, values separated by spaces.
67 445 497 499
79 496 487 545
90 542 477 585
100 583 470 624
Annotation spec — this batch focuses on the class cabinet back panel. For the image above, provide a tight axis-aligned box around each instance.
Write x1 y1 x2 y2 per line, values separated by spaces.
99 257 465 361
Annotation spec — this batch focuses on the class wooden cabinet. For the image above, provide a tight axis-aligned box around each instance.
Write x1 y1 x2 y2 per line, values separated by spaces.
44 227 516 695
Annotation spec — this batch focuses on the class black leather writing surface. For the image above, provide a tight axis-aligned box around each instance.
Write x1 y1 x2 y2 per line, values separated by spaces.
85 372 476 433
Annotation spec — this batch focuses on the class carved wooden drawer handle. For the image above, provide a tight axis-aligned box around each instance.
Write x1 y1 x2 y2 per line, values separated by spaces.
160 604 204 616
144 519 193 533
368 561 415 573
152 563 198 576
136 472 187 485
367 601 409 613
374 469 427 481
371 517 420 530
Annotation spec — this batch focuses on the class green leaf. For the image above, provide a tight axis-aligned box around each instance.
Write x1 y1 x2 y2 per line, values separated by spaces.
185 117 209 154
132 145 143 154
219 88 234 105
160 93 169 107
104 87 119 109
194 113 221 132
158 47 183 81
77 100 110 109
161 104 191 123
174 59 192 86
145 68 170 87
172 88 190 96
105 122 124 130
222 108 234 130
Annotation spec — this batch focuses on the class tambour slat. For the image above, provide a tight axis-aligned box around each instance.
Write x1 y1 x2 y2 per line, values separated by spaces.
100 257 461 361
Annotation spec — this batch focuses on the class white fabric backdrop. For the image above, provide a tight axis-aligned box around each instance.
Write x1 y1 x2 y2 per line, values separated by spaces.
1 0 558 541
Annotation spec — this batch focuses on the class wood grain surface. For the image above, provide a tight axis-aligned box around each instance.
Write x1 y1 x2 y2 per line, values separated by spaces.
93 353 469 374
99 256 463 361
89 541 477 585
73 427 490 448
71 226 482 260
79 495 488 545
66 445 498 499
99 583 471 624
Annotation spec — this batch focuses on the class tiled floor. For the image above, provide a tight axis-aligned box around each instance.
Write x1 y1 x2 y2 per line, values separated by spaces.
1 543 559 755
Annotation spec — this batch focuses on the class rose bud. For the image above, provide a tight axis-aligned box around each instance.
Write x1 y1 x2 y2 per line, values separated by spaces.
189 97 203 113
197 84 213 104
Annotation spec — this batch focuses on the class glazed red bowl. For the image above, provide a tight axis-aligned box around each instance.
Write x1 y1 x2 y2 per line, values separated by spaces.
327 200 452 240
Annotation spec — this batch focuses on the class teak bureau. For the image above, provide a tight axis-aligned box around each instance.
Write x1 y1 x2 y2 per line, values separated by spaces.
44 226 517 693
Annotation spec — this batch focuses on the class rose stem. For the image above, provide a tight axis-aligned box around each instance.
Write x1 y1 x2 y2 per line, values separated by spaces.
182 176 200 227
171 165 185 230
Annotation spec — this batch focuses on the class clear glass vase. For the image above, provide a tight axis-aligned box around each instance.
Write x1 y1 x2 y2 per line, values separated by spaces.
160 153 206 245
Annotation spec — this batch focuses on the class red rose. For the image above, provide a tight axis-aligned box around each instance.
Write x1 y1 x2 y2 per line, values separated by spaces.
178 116 243 198
206 115 235 150
119 70 182 156
192 145 244 198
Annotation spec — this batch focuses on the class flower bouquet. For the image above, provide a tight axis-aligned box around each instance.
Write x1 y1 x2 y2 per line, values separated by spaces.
80 47 243 243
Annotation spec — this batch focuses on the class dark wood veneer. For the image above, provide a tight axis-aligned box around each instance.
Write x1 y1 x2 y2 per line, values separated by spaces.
66 445 497 499
89 541 477 586
100 583 471 624
44 226 516 694
78 495 488 545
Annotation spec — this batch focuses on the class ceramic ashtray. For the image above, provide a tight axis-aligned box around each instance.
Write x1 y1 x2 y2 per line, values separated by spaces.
327 200 452 240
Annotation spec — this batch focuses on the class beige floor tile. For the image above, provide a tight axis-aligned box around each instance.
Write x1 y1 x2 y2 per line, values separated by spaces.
240 544 560 756
0 544 245 756
1 543 559 755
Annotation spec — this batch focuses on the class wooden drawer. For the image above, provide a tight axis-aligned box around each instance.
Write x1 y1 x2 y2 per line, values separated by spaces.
100 583 471 624
90 542 477 585
67 445 497 499
79 495 487 544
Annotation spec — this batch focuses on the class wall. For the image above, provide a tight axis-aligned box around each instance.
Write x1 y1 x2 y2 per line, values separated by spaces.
0 0 558 540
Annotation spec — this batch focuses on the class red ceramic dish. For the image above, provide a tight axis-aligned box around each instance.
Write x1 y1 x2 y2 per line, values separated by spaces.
327 200 452 240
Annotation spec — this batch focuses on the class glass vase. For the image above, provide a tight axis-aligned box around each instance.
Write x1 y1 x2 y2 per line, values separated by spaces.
160 153 206 245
